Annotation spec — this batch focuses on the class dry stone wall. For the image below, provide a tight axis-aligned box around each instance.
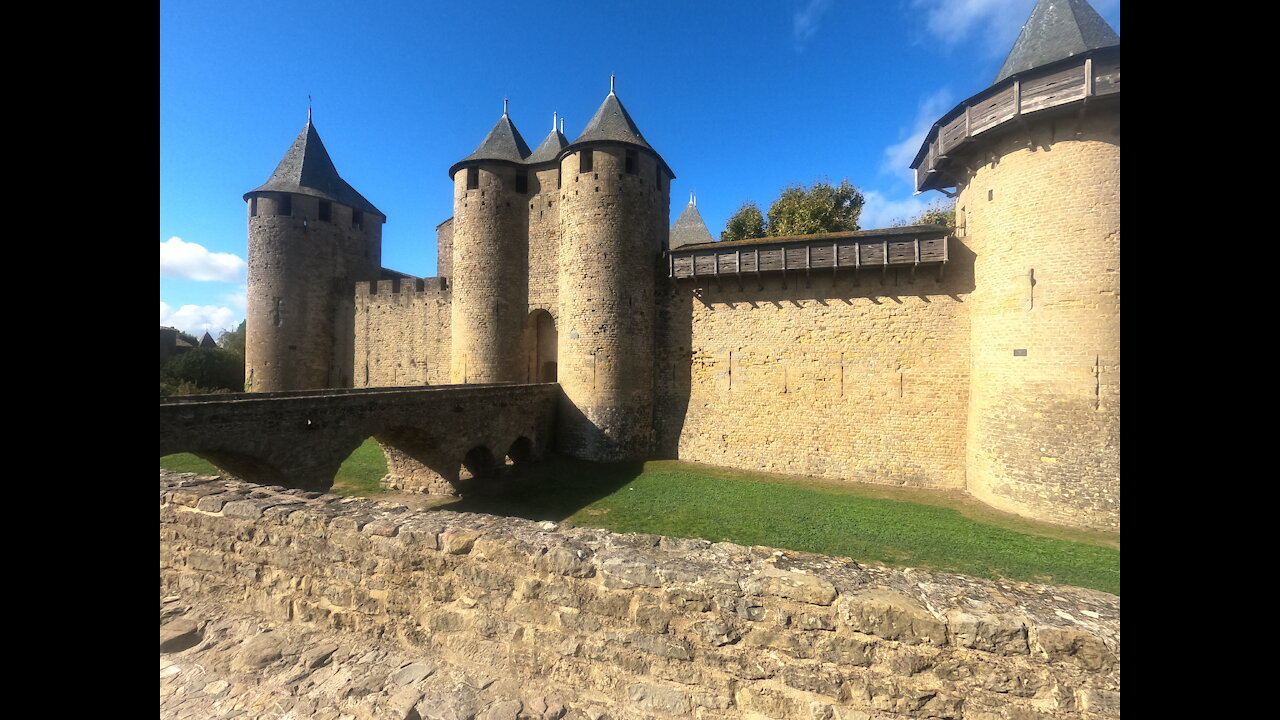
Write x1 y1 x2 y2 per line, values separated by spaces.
161 471 1119 720
353 278 452 388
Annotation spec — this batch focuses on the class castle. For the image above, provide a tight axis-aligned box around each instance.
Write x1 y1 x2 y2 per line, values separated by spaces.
241 0 1119 532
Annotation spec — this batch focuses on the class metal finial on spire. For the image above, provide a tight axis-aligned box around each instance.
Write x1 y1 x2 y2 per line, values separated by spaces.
308 93 312 122
610 75 616 95
559 118 564 133
553 111 558 131
503 98 509 116
690 191 695 206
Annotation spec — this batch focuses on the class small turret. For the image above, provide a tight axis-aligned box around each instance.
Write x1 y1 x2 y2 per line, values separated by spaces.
447 104 532 384
244 116 384 392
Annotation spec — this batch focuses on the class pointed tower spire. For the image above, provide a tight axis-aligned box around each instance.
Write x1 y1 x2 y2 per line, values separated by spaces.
994 0 1119 83
670 193 714 249
244 117 382 216
527 111 569 165
571 88 652 150
448 111 532 177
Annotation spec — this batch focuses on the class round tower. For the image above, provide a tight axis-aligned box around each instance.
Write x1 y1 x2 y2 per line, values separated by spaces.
244 116 384 392
556 82 673 461
447 104 531 384
912 0 1120 530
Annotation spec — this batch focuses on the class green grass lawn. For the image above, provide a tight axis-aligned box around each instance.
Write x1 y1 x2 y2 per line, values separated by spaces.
160 438 390 497
161 443 1119 595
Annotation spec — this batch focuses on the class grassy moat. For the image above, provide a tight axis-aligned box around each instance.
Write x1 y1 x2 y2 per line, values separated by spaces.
161 439 1119 595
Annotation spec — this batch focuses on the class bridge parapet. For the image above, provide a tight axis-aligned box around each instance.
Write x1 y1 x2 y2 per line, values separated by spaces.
159 383 560 493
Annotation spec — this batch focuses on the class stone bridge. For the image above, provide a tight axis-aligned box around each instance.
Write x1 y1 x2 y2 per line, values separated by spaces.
159 383 560 493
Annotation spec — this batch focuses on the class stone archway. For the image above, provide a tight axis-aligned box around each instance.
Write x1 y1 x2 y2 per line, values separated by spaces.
526 309 558 383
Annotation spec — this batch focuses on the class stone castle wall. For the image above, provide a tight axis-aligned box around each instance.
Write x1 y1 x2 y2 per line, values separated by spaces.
957 110 1120 531
353 278 452 388
161 471 1120 720
655 260 973 490
246 192 382 392
528 165 562 318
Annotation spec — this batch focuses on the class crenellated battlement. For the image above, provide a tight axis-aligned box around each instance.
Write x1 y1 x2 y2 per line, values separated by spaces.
355 276 449 301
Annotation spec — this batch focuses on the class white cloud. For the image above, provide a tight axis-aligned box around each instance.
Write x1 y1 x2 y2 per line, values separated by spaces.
160 236 246 282
860 190 938 230
881 89 955 188
912 0 1035 54
160 301 241 337
223 286 247 314
792 0 834 48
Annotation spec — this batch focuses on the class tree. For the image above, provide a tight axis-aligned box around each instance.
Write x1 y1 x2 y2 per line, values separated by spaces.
721 201 767 242
218 320 246 358
160 348 245 396
910 200 956 229
766 178 864 237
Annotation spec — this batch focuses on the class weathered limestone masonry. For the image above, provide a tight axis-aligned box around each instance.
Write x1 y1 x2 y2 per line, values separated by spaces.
161 471 1120 720
556 139 671 462
657 257 973 487
450 158 530 385
354 277 452 388
957 111 1119 531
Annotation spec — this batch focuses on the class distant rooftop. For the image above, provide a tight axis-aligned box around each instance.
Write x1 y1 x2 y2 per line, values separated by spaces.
669 196 715 250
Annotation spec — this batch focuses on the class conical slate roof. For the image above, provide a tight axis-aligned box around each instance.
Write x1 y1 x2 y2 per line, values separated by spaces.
450 113 532 177
245 119 383 217
526 127 568 165
571 92 652 151
994 0 1119 84
669 197 715 249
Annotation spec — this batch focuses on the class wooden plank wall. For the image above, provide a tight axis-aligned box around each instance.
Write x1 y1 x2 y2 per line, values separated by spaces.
914 52 1118 187
670 236 948 279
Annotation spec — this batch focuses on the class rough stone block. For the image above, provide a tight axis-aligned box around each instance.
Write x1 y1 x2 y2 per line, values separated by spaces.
837 590 947 646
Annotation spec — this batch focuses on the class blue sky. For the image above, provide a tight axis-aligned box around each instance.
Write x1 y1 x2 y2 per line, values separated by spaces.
160 0 1119 337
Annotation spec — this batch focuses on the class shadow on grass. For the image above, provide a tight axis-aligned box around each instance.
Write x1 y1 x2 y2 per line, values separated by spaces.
437 452 644 523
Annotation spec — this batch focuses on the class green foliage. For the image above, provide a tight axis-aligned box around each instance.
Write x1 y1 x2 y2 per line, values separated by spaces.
160 348 245 395
766 178 864 237
176 330 199 346
904 200 956 228
218 320 246 358
721 201 767 242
